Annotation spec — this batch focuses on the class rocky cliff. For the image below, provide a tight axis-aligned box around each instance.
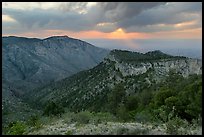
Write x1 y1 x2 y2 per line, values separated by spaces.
106 52 202 78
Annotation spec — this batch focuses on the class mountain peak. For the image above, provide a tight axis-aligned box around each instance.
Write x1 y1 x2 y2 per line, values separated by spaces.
145 50 166 55
44 35 69 41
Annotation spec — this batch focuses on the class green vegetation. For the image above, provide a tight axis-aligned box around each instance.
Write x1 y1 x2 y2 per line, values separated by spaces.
73 111 92 124
104 71 202 134
166 116 188 135
107 83 126 114
3 50 201 135
110 49 186 63
5 121 27 135
4 70 201 135
43 101 65 116
65 130 73 135
26 115 42 130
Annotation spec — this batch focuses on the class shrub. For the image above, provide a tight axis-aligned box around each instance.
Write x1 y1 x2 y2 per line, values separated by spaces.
116 103 130 122
152 105 169 123
93 112 117 122
107 83 126 114
154 89 173 107
61 111 76 124
65 130 73 135
166 116 188 135
75 111 92 124
7 121 27 135
27 115 42 129
125 95 138 111
134 111 152 123
43 101 65 116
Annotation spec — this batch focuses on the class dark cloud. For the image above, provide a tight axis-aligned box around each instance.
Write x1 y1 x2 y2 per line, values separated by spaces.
117 2 202 31
2 2 202 34
96 2 166 22
59 2 88 13
3 8 95 32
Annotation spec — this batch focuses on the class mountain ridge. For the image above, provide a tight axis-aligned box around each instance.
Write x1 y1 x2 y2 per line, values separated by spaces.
2 36 109 127
24 49 202 112
2 36 109 91
2 38 202 135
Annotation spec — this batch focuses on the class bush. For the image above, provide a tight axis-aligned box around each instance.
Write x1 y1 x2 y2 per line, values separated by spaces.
43 101 65 116
75 111 93 124
154 89 173 107
152 105 169 123
27 115 42 130
61 111 76 124
166 116 188 135
93 112 117 122
134 111 152 123
107 83 126 114
116 103 130 122
7 121 27 135
65 130 73 135
125 95 138 111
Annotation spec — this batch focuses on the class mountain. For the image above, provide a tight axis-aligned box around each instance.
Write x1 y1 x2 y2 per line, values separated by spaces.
25 49 202 112
2 36 109 127
3 49 202 135
2 36 109 92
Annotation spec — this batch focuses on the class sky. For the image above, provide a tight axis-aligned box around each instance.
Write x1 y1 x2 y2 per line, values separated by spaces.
2 2 202 58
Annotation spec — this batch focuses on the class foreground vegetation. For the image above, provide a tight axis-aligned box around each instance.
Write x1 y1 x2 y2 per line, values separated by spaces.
3 110 201 135
3 72 202 135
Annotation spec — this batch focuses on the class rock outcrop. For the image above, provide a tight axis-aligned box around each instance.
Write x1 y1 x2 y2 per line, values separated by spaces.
105 51 202 78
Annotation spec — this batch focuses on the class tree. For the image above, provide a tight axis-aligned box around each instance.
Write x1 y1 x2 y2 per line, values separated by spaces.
125 95 138 111
117 103 130 122
43 101 65 116
154 89 173 107
108 83 126 114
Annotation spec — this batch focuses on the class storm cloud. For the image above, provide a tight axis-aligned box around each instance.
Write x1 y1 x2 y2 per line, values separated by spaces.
2 2 202 34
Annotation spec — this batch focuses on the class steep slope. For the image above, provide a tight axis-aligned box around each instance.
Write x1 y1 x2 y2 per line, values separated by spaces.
2 36 109 92
2 36 109 127
2 80 41 126
25 50 202 111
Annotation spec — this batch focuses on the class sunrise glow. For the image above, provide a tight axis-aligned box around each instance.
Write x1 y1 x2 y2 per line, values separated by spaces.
2 2 202 40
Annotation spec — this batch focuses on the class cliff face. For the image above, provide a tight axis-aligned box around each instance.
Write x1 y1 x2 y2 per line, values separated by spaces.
105 52 202 78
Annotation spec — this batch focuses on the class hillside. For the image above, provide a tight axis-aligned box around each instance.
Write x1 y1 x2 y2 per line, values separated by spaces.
2 36 109 130
25 50 201 111
2 36 109 92
14 49 201 135
3 49 202 135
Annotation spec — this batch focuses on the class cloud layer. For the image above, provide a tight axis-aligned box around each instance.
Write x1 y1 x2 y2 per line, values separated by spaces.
2 2 202 36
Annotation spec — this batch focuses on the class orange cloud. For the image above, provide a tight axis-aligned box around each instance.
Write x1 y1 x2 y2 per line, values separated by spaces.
2 27 202 40
150 28 202 39
107 28 148 39
174 21 196 28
